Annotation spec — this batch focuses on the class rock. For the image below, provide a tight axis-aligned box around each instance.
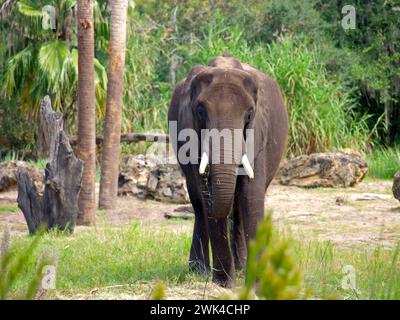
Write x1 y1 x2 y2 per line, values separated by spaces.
118 155 190 204
335 197 345 206
0 160 44 193
164 206 194 220
278 151 368 188
393 171 400 201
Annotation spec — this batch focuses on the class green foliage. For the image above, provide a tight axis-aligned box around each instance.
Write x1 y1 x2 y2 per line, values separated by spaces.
0 205 18 213
122 28 169 132
239 213 302 300
1 0 398 155
151 281 166 300
176 26 371 156
0 229 51 300
296 240 400 300
0 0 108 134
262 37 370 155
315 0 400 145
366 147 400 180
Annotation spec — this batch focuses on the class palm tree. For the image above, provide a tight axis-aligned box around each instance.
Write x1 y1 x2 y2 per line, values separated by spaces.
0 0 108 127
98 0 128 209
76 0 96 225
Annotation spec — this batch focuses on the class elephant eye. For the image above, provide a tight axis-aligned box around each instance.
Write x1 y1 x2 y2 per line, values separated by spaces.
197 104 207 120
245 109 254 123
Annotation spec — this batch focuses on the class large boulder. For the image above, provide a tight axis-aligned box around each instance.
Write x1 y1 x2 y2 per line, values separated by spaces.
278 151 368 188
0 160 44 192
393 171 400 201
118 155 189 204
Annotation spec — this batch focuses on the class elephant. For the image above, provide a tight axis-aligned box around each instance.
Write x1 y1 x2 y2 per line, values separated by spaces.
168 54 288 287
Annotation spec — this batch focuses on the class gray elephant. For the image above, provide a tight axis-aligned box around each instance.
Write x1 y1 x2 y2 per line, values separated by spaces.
168 54 288 287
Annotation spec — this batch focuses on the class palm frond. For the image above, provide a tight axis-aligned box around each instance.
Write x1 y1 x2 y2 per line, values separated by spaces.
38 40 70 91
3 45 35 96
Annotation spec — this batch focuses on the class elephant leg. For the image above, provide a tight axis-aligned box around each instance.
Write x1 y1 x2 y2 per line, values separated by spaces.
242 195 264 246
209 217 235 288
231 200 247 271
238 168 267 247
186 178 210 275
189 209 210 275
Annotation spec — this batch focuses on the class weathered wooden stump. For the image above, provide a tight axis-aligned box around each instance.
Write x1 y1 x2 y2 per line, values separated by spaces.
16 170 44 234
16 96 83 233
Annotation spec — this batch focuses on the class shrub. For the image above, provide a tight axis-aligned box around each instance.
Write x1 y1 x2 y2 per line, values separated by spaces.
0 229 52 300
239 212 302 300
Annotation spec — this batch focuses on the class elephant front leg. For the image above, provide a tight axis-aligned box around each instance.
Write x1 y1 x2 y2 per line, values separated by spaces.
189 212 210 275
231 201 247 271
237 171 267 248
209 217 235 288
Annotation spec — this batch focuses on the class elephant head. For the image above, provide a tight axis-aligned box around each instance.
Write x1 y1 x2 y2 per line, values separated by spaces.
185 65 258 219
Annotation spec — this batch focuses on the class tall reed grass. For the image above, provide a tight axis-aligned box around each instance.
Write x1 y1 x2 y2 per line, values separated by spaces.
366 147 400 180
124 21 371 157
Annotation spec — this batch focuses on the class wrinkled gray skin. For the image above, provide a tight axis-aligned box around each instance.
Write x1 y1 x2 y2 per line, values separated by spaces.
168 55 288 287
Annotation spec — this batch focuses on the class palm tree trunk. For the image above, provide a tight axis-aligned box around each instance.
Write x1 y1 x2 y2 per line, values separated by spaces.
76 0 96 225
99 0 129 209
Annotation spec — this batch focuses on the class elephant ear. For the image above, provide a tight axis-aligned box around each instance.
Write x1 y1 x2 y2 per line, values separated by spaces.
178 65 212 132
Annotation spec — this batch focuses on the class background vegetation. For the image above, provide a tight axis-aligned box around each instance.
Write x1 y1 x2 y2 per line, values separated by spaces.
0 0 399 167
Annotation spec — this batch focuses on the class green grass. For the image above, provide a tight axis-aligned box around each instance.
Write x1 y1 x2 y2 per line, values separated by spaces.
0 204 18 213
0 150 47 171
9 222 193 296
294 241 400 299
6 221 400 300
28 159 47 171
366 147 400 180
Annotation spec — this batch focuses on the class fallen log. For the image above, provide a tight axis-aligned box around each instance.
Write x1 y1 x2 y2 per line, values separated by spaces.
69 132 169 146
16 96 83 234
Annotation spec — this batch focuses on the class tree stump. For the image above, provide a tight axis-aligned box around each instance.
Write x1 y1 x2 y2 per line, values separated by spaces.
16 96 83 233
16 170 44 234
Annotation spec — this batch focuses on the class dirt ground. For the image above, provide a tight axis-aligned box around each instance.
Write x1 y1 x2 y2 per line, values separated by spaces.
1 179 399 248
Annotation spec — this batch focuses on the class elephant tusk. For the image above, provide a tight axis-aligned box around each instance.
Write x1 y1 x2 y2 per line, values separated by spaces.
242 154 254 179
199 152 209 175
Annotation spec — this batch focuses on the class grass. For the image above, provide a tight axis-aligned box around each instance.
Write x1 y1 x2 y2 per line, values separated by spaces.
5 220 400 300
0 204 18 213
294 241 400 299
8 221 193 297
0 150 47 170
366 147 400 180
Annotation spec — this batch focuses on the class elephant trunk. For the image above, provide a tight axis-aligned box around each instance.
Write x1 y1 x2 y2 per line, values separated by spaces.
209 163 237 219
206 127 243 219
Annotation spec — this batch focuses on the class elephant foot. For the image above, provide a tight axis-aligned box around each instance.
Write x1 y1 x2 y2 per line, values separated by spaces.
189 259 211 275
212 271 235 288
